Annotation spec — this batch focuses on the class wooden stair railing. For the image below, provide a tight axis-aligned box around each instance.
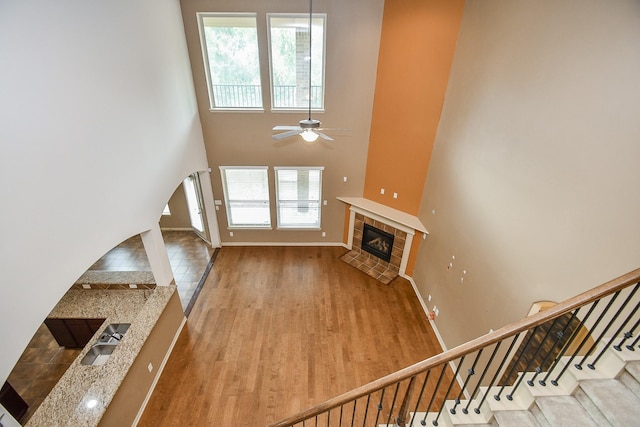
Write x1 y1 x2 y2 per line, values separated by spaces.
269 267 640 427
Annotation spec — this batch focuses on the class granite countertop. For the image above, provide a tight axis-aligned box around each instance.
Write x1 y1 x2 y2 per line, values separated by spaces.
74 270 156 286
26 285 176 427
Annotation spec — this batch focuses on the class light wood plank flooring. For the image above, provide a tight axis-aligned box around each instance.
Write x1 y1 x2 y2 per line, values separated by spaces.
139 246 444 426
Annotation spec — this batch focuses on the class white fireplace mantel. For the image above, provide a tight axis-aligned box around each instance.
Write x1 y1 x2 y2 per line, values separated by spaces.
337 196 429 276
337 197 428 235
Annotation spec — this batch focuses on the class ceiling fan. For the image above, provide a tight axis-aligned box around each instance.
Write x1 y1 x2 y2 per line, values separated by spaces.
271 0 337 143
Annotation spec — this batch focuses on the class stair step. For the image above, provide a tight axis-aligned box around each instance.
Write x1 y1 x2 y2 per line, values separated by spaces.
492 410 541 427
444 399 493 425
578 378 640 427
514 370 576 399
535 395 599 427
452 424 496 427
479 385 532 413
620 361 640 399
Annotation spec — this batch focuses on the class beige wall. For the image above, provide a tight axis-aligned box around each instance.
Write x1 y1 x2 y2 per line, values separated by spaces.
160 183 192 229
179 0 384 244
413 0 640 348
99 291 184 427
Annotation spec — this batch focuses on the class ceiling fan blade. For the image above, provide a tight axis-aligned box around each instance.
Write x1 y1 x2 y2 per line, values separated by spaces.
316 131 334 141
318 127 351 132
272 129 302 140
273 126 301 131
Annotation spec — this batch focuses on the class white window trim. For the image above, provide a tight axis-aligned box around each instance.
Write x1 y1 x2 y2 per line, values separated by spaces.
220 166 272 229
274 166 324 230
197 12 265 112
266 13 327 112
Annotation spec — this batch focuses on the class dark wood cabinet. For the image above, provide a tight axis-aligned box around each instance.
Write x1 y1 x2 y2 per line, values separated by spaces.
1 381 28 422
44 318 106 348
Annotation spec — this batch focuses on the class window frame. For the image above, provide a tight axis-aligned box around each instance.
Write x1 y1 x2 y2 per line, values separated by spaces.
197 12 264 111
274 166 324 229
266 13 327 112
219 166 272 229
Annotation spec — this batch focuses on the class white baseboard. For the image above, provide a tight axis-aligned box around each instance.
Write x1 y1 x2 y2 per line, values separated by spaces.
221 241 346 247
403 274 448 353
133 316 187 426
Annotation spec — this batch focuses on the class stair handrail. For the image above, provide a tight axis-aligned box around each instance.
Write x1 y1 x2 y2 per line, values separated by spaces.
269 267 640 427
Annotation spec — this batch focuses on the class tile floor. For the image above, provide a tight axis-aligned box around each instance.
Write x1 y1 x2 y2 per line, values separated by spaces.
88 230 215 309
340 249 399 284
7 324 81 424
5 230 214 424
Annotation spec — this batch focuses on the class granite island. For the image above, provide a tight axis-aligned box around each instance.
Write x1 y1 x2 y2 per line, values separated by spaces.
26 283 185 426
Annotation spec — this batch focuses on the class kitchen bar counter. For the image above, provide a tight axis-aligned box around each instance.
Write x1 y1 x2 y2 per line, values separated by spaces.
73 270 156 288
26 285 177 426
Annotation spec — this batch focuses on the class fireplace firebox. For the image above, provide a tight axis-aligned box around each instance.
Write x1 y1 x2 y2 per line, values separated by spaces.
361 223 394 262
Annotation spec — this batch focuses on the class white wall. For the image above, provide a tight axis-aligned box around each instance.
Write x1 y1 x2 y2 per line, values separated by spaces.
414 0 640 347
0 0 208 383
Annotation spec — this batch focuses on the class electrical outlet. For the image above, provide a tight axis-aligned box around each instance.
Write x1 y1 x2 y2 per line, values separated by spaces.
393 192 398 199
148 362 153 373
322 232 326 237
380 188 385 195
229 231 234 237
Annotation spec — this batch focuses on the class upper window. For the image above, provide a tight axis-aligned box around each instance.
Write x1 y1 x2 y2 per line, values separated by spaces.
197 13 263 110
275 167 323 228
220 167 271 228
268 14 326 110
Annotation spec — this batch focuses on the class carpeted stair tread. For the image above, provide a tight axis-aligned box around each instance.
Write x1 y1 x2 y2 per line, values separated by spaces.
535 395 599 427
579 378 640 427
624 360 640 383
620 361 640 399
492 410 541 427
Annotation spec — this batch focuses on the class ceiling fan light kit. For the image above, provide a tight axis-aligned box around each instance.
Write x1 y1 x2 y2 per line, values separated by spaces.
301 129 319 143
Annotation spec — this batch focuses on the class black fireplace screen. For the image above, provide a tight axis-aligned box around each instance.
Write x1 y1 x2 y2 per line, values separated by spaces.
361 223 394 262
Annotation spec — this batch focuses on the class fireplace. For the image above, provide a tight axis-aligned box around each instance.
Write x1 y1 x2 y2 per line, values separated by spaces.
361 223 394 262
337 196 428 284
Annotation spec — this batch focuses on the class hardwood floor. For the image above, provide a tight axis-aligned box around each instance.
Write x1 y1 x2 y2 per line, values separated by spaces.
139 246 444 426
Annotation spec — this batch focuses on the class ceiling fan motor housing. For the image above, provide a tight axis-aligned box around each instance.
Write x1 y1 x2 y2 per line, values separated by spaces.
299 119 321 129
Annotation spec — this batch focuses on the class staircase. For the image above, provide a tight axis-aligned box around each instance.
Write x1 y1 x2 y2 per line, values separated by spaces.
411 341 640 426
269 268 640 427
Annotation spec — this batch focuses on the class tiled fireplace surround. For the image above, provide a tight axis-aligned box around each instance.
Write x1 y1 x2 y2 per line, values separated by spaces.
338 197 428 285
341 213 407 284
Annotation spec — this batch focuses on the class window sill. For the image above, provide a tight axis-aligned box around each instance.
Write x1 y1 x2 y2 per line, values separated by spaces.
270 108 325 114
227 226 273 230
276 227 321 231
209 108 265 113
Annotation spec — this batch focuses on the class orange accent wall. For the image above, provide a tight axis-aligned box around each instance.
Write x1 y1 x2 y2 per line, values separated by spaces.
363 0 465 215
405 235 423 276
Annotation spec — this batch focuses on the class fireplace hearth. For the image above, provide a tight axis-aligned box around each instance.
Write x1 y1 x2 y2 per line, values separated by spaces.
362 223 394 262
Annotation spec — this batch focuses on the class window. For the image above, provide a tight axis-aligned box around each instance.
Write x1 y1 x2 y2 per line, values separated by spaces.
268 14 326 110
197 13 263 109
220 167 271 228
275 167 323 228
